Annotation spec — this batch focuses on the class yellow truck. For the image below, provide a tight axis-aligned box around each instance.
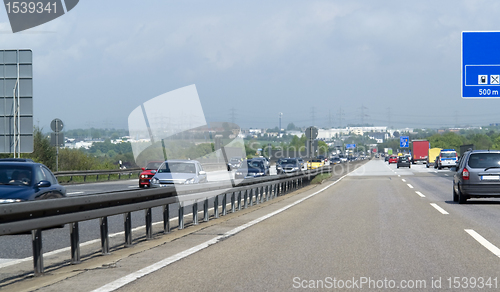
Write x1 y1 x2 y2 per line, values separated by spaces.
426 148 442 168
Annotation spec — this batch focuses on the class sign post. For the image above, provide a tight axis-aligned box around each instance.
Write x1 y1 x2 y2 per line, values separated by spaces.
51 118 64 172
305 127 318 158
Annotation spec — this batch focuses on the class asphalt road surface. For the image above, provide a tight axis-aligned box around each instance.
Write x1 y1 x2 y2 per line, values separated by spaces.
7 158 500 291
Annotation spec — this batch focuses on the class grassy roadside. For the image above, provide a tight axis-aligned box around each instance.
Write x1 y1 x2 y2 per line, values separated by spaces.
310 173 333 184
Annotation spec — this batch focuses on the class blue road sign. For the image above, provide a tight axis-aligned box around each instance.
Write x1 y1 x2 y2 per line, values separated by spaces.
346 144 356 149
462 32 500 98
400 136 409 148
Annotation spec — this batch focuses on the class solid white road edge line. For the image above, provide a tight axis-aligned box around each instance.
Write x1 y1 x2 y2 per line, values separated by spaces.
92 175 348 292
465 229 500 257
430 203 449 215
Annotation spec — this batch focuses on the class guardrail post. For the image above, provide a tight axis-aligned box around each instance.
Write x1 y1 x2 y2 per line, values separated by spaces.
231 192 235 213
260 186 265 203
163 205 170 234
146 208 153 239
214 195 219 219
244 190 248 209
100 217 110 255
193 202 198 225
222 194 227 216
237 191 242 210
124 212 132 247
70 222 81 264
32 229 43 276
250 188 254 206
204 198 209 222
178 204 184 230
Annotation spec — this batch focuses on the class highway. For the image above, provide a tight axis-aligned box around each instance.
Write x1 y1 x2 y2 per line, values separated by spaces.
5 158 500 291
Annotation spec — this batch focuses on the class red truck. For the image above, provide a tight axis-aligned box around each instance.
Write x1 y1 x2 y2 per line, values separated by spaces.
411 140 430 164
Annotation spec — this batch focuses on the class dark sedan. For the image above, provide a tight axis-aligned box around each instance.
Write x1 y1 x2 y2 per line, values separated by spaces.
397 156 411 168
0 159 66 203
453 150 500 204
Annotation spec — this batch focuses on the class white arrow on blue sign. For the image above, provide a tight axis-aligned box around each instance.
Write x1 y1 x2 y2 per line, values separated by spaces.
400 136 409 148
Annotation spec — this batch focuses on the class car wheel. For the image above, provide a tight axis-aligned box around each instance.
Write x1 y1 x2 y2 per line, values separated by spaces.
453 185 458 202
426 164 429 168
409 165 411 168
458 186 467 204
139 184 145 188
397 165 399 168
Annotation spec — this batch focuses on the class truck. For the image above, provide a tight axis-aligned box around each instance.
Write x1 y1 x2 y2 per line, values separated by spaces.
459 144 474 157
387 148 393 155
411 140 430 164
426 147 442 168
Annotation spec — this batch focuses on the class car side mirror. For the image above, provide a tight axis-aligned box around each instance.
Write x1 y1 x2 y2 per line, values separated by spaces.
37 180 51 188
199 171 206 175
151 170 157 174
141 167 145 171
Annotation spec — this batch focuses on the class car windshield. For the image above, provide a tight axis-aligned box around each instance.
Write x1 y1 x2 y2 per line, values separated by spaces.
467 153 500 169
280 159 296 164
146 162 163 170
310 159 322 162
157 162 196 174
0 166 32 186
441 152 456 158
247 160 263 168
230 159 240 163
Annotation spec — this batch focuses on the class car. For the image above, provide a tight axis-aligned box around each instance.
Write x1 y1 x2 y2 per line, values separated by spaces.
0 158 66 203
388 155 398 164
434 156 440 169
307 158 324 170
227 157 243 171
139 161 164 188
150 160 207 187
339 155 348 163
235 159 270 179
276 158 301 174
297 158 305 169
397 156 411 168
437 149 458 170
330 157 341 165
384 155 390 162
317 155 328 164
453 150 500 204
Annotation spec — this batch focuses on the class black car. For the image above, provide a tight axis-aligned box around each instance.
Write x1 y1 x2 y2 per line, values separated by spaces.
0 159 66 203
397 156 411 168
235 159 270 179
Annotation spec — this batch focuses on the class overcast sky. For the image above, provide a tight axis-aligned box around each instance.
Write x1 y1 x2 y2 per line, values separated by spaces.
1 0 500 131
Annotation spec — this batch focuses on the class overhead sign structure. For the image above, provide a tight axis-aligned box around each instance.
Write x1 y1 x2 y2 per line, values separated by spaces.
400 136 409 148
0 49 33 155
462 31 500 98
346 144 356 149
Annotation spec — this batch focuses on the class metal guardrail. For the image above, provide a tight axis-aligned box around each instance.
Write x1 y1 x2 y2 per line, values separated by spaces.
0 167 336 276
53 163 227 183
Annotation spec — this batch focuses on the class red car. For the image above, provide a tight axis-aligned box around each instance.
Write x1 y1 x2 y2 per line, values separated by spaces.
388 155 398 164
139 161 164 188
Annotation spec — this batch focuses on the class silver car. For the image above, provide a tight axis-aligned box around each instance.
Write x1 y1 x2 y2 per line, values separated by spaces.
150 160 207 187
453 150 500 204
